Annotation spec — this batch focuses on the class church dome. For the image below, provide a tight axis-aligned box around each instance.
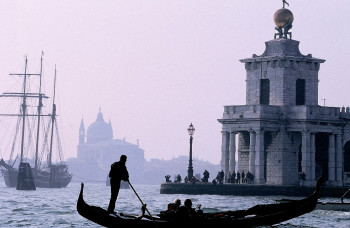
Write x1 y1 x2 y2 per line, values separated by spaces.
86 110 113 144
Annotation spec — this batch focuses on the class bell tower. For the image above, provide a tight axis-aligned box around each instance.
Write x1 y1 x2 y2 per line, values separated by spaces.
241 39 325 107
79 118 85 145
218 2 348 187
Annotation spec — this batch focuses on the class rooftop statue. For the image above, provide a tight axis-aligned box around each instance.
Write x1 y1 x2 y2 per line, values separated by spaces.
283 0 289 9
274 1 293 39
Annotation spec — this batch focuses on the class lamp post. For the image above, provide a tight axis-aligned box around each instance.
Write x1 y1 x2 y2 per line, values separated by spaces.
187 123 195 181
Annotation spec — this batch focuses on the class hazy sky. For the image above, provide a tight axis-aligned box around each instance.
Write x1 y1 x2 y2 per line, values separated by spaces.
0 0 349 164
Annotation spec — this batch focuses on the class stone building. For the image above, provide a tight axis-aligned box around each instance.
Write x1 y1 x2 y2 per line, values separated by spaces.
77 109 145 183
218 7 350 187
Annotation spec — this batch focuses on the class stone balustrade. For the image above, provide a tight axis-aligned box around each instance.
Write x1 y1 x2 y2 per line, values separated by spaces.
222 105 349 121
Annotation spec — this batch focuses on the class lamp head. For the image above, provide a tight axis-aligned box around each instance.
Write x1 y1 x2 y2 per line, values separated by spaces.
187 123 195 136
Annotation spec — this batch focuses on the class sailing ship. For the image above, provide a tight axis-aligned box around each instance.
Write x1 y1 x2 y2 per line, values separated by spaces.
0 54 72 189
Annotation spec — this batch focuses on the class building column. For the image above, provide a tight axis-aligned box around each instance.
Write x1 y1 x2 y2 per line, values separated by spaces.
255 130 265 184
335 134 343 185
310 133 316 181
221 131 230 180
249 131 256 175
301 131 311 183
328 134 336 183
229 132 236 174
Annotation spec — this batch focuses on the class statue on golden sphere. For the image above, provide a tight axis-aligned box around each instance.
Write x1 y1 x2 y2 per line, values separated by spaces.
274 0 293 39
282 0 289 8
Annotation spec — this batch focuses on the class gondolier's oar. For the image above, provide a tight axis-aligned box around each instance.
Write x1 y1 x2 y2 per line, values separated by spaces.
128 180 156 223
339 188 350 203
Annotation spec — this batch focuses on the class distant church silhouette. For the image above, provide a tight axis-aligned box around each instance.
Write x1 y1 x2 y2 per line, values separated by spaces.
77 109 145 183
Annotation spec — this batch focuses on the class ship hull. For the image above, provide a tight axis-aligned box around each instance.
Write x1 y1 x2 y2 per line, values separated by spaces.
1 164 72 188
1 168 17 187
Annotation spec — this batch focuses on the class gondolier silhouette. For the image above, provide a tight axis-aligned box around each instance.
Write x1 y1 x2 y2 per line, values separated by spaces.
107 155 129 213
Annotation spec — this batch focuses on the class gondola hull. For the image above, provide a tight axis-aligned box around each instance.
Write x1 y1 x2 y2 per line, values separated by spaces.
77 178 323 228
276 199 350 211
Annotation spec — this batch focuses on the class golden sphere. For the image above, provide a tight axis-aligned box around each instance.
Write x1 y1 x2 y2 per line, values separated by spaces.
273 8 294 28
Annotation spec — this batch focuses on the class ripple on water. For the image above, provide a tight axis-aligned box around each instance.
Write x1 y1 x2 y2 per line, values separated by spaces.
12 208 25 212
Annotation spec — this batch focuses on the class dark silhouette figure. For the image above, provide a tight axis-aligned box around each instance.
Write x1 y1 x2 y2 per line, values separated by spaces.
107 155 129 213
190 176 197 184
201 170 210 182
241 170 246 183
282 0 289 8
167 199 181 212
231 171 236 184
237 171 241 184
216 170 224 184
176 199 199 219
246 171 252 184
159 198 181 220
176 174 182 183
184 176 189 183
165 175 171 182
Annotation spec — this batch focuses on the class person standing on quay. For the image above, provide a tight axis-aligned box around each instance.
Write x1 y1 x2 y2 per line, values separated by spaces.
237 171 241 184
107 155 129 213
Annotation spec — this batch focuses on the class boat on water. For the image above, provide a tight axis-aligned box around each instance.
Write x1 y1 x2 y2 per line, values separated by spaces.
0 55 72 189
77 177 323 228
276 188 350 212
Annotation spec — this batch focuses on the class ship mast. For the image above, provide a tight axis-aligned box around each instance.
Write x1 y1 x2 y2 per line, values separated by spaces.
34 52 44 172
19 57 28 163
48 66 57 167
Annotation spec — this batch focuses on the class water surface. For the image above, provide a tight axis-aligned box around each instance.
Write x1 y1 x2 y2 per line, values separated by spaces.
0 181 349 227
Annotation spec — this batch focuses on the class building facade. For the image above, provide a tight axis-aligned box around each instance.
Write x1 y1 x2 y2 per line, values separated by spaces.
77 109 145 183
218 8 350 187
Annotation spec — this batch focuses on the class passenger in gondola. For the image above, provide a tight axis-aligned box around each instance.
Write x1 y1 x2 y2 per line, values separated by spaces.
167 198 181 211
159 198 182 219
176 199 200 219
107 155 129 214
136 204 147 219
174 198 181 208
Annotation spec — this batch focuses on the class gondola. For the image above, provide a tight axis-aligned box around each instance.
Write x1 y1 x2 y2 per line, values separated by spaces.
77 177 323 228
276 199 350 211
276 188 350 212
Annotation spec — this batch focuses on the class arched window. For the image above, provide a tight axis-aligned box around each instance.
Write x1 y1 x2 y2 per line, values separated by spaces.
344 141 350 172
